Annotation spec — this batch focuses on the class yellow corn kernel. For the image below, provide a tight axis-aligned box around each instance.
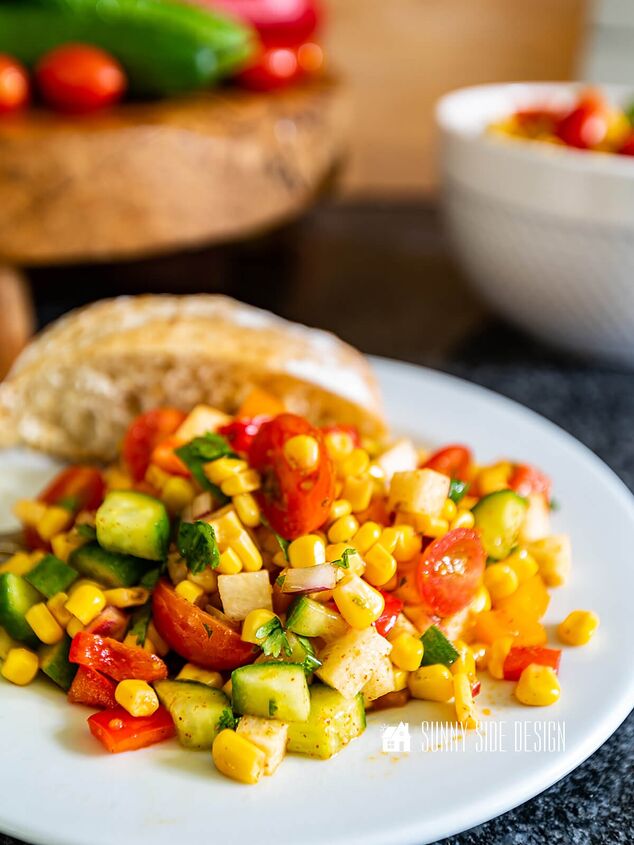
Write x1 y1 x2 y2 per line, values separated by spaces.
187 567 218 593
363 543 397 587
476 461 512 496
408 664 454 702
175 580 206 605
177 664 223 687
0 552 33 576
64 584 106 625
351 521 382 555
66 617 85 638
161 476 196 515
115 679 159 717
212 729 266 785
47 592 73 628
145 464 171 492
441 498 458 521
0 627 19 660
146 622 169 657
233 493 261 528
484 563 519 602
324 430 355 461
25 603 64 645
204 457 249 486
529 535 571 587
326 543 365 576
242 609 278 644
68 578 100 595
51 531 85 563
340 448 370 478
283 434 320 472
393 525 422 562
230 531 263 572
378 527 400 555
30 550 46 565
558 610 599 646
471 585 491 614
37 506 74 542
103 465 133 491
103 587 150 609
416 514 449 538
504 548 539 583
488 636 514 679
1 647 39 686
342 476 374 513
515 664 561 706
461 496 479 510
208 508 244 547
390 633 424 672
223 678 233 697
381 573 399 592
470 641 489 670
450 509 475 531
13 499 47 527
124 631 142 649
217 547 243 575
288 534 326 568
453 672 478 729
328 498 352 522
221 470 261 497
393 667 409 692
333 574 384 629
167 552 188 585
328 514 359 544
272 551 288 568
142 637 159 655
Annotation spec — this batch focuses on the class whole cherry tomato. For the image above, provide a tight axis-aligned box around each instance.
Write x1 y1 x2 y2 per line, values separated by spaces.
218 417 268 456
249 413 335 539
0 55 29 114
416 528 485 617
374 592 404 638
122 408 187 482
423 445 472 482
36 44 127 114
556 92 608 149
509 463 552 502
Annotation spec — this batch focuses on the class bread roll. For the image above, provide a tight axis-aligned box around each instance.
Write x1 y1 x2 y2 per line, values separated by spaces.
0 294 385 461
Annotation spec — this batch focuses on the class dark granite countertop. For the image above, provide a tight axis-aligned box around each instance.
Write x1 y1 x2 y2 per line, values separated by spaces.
3 200 633 845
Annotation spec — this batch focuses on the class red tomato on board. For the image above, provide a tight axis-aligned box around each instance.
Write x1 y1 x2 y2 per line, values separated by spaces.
152 580 257 671
122 408 187 482
69 633 168 682
502 646 561 681
249 413 335 539
423 445 472 482
238 41 323 91
0 54 29 114
509 463 552 502
88 706 175 753
36 44 127 114
68 666 117 710
374 592 404 638
416 528 486 617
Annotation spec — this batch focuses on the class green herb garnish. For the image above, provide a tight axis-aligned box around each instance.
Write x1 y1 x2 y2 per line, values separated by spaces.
331 547 355 569
177 520 220 574
261 514 290 561
448 479 469 505
420 625 459 668
295 634 322 673
175 433 237 500
129 603 152 646
217 709 237 731
256 617 293 659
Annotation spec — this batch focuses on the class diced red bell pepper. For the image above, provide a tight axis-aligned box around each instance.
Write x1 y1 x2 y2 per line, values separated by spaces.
374 592 404 638
502 646 561 681
218 417 268 455
69 632 168 682
85 606 129 641
68 666 117 709
87 706 175 753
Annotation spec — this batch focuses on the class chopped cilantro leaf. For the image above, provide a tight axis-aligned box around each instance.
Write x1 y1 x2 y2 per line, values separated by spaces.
217 709 237 731
331 547 355 569
129 603 152 646
268 700 278 717
175 433 236 500
256 617 293 659
203 622 213 639
177 520 220 574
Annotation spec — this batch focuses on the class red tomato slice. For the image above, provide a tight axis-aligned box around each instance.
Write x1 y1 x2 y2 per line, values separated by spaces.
249 413 335 539
122 408 187 482
69 632 168 682
423 445 472 482
218 417 269 456
39 466 106 512
88 706 175 753
374 592 404 638
68 666 117 710
416 528 486 617
509 464 552 502
152 580 257 671
502 646 561 681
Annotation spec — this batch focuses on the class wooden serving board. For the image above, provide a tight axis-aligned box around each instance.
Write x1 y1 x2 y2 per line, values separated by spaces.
0 77 347 264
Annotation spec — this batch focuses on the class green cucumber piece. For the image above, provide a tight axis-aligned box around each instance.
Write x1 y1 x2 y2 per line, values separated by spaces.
232 662 310 722
420 625 459 668
286 596 347 640
96 491 169 562
68 542 150 588
473 490 528 560
0 0 254 97
287 684 366 759
25 554 77 598
0 573 41 647
154 679 232 749
40 636 76 691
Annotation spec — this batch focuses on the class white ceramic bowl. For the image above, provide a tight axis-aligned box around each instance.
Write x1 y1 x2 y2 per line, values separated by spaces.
436 82 634 366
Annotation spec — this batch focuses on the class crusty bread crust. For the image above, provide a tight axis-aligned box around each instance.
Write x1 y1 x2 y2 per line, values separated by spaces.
0 295 385 461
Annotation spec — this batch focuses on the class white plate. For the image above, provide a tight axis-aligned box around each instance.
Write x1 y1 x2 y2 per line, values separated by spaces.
1 357 633 845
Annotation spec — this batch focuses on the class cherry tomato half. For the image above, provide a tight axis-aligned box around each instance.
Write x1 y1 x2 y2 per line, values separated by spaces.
0 55 29 114
416 528 485 617
249 413 335 539
122 408 187 482
374 592 404 638
39 466 106 512
509 463 552 502
218 417 268 456
423 445 472 482
36 44 127 114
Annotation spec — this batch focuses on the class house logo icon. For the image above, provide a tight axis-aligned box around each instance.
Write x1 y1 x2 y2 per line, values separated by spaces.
381 722 411 753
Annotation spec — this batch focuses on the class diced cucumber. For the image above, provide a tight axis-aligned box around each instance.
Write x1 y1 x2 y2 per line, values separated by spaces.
255 632 321 674
40 636 76 691
154 679 233 749
96 491 170 561
286 596 347 640
232 663 310 722
0 573 41 647
68 542 150 588
25 554 77 598
420 625 459 667
287 684 366 759
473 490 528 560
